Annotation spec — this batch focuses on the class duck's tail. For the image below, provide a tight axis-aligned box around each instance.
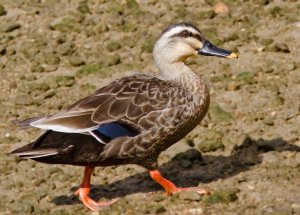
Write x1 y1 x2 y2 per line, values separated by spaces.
11 116 45 129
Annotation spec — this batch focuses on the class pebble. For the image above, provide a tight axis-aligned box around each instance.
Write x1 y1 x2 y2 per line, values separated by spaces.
261 151 282 165
226 81 240 91
77 2 91 14
44 54 60 65
68 56 85 67
141 37 155 53
177 191 202 201
103 54 121 66
213 2 229 14
204 189 239 204
15 95 33 105
57 42 75 56
106 42 121 52
179 159 193 168
0 4 6 16
184 208 204 215
237 71 256 84
185 149 203 161
153 195 164 202
198 139 224 152
285 63 295 71
1 22 21 33
50 17 74 32
31 65 45 73
147 204 167 214
263 117 274 126
208 103 233 122
55 75 75 87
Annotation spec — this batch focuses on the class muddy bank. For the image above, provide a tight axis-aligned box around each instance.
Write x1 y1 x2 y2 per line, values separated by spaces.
0 0 299 214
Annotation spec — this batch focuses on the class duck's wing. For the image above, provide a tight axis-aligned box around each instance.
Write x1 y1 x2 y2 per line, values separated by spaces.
24 74 187 135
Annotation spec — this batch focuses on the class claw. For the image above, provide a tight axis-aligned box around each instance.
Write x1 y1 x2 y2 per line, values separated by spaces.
150 170 210 196
75 187 119 211
76 166 118 211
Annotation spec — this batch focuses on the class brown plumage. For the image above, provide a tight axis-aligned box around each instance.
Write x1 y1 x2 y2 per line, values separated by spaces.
11 23 238 211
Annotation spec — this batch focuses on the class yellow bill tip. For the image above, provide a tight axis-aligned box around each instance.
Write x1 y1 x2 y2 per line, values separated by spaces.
226 52 238 59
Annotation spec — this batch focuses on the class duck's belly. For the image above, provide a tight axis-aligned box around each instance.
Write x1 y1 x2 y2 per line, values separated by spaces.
99 100 210 169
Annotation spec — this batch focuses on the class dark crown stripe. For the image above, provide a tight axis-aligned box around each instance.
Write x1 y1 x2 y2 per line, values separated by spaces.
161 22 201 36
170 30 203 42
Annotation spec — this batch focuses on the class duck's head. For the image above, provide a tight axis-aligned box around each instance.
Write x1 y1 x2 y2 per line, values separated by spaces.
153 23 238 65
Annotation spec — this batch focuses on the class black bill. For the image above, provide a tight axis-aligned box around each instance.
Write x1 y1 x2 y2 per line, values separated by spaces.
198 39 238 58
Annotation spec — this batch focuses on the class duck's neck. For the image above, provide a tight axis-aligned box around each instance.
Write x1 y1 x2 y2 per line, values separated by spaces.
157 61 206 97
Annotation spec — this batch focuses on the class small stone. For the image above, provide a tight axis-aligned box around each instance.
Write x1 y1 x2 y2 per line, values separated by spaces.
285 63 295 71
141 37 155 53
77 2 91 14
261 151 282 165
198 139 224 152
185 208 204 215
106 42 121 52
15 95 33 105
269 6 282 17
120 22 137 32
77 63 103 77
96 23 109 33
147 204 166 214
1 22 21 33
226 82 240 91
198 10 216 19
44 65 58 72
213 2 229 14
127 0 139 9
68 56 85 67
179 159 193 168
237 71 256 84
0 45 6 55
153 195 164 202
260 38 273 46
44 54 60 65
57 42 75 56
44 90 56 99
177 191 201 201
263 117 274 126
208 103 233 122
0 4 7 16
253 0 270 5
31 65 45 73
55 75 75 87
274 43 290 53
185 149 203 161
291 204 300 210
103 54 121 66
186 139 195 147
28 82 50 92
50 17 74 32
273 95 284 106
204 189 239 204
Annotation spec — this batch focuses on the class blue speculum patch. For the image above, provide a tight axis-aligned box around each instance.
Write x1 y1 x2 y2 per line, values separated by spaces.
95 122 139 140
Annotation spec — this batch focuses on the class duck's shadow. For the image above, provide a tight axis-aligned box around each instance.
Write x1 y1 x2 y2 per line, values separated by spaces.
51 137 300 205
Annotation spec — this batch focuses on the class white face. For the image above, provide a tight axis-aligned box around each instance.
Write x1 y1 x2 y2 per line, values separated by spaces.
154 25 204 63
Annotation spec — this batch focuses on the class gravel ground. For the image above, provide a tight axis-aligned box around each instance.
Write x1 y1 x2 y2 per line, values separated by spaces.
0 0 300 214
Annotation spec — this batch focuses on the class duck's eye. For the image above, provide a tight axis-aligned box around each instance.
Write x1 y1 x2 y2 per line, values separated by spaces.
181 30 189 37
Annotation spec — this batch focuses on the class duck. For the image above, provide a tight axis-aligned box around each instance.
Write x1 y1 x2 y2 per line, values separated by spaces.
11 23 238 211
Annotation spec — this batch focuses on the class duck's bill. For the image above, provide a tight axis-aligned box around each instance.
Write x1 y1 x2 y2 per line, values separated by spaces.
198 40 238 58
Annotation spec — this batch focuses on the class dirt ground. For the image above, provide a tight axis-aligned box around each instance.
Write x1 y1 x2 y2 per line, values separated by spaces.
0 0 300 214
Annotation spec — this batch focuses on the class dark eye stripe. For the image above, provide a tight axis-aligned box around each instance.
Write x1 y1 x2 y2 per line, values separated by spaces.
170 30 203 42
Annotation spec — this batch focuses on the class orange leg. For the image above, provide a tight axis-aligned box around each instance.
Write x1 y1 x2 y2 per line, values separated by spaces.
149 170 210 195
74 166 118 211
